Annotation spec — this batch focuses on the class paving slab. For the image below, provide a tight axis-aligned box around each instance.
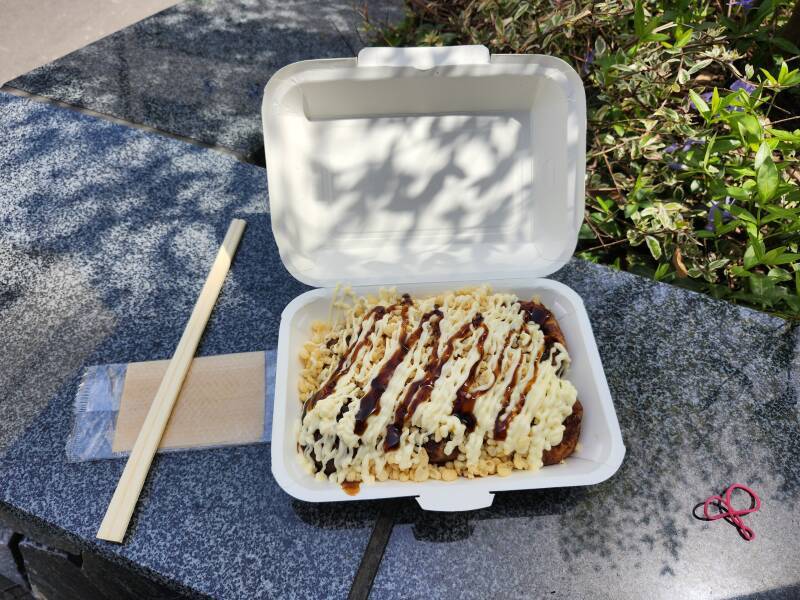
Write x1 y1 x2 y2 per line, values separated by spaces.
2 88 798 599
6 0 404 158
369 261 799 599
0 91 379 600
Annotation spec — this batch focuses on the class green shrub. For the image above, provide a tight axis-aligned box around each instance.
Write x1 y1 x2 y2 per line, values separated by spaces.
368 1 800 319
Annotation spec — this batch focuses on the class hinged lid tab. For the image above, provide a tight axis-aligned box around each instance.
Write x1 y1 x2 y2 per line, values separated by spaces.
263 46 586 287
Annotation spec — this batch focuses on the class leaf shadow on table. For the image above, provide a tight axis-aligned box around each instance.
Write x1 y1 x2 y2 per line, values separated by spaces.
725 582 800 599
7 0 401 154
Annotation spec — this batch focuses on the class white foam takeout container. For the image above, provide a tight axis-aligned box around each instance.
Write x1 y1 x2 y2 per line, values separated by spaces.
263 45 625 511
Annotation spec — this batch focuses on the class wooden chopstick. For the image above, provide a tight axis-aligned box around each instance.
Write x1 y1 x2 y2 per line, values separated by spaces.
97 218 246 543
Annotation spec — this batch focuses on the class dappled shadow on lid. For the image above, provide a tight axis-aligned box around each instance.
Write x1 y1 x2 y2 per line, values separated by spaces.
265 61 583 286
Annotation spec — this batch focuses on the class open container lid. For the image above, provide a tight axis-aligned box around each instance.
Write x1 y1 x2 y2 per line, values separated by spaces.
262 45 586 288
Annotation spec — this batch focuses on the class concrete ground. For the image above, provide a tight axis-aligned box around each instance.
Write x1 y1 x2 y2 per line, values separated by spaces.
0 0 181 85
0 575 31 600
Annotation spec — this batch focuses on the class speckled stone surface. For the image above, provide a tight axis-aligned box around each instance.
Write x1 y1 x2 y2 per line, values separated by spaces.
0 91 380 599
2 89 799 598
371 261 800 599
6 0 403 157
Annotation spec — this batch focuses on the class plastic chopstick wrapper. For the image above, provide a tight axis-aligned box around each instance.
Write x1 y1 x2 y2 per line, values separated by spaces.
66 351 276 462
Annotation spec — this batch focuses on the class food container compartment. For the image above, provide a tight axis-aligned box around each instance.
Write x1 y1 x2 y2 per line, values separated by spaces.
263 45 626 510
272 279 625 510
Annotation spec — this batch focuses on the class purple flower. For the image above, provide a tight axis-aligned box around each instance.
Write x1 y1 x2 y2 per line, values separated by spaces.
668 161 687 171
725 82 752 112
730 0 756 10
665 138 703 154
730 79 756 94
682 138 703 151
691 91 714 111
582 50 594 75
705 199 735 231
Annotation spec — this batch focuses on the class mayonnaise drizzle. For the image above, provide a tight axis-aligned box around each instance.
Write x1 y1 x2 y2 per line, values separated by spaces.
298 287 578 483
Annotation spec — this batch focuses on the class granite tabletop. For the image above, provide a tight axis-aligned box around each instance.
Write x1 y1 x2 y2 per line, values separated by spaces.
372 267 800 599
0 91 373 599
1 89 799 599
5 0 403 161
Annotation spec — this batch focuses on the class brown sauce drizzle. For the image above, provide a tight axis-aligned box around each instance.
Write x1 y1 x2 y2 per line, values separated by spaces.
451 323 489 433
493 358 522 441
303 304 388 416
494 301 559 440
451 321 525 434
308 296 569 476
354 305 438 436
492 329 517 384
304 297 413 473
341 481 361 496
493 346 543 440
384 313 482 451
